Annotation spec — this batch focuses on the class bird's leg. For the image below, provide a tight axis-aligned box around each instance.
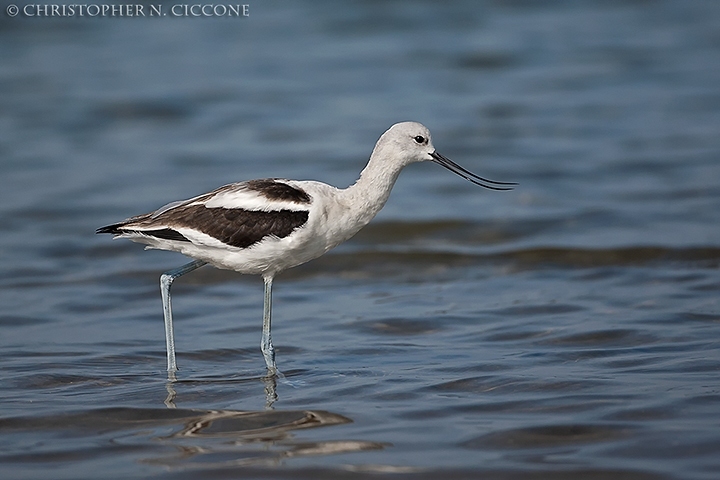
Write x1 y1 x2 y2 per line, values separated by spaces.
160 259 206 377
261 275 278 376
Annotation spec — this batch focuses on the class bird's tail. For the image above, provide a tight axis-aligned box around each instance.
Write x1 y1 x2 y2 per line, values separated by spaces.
96 213 152 235
96 223 125 235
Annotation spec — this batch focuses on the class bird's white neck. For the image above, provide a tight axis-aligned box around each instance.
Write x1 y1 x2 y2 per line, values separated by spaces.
338 150 407 230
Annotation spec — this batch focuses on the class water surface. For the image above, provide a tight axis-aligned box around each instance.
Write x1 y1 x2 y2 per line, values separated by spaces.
1 1 720 479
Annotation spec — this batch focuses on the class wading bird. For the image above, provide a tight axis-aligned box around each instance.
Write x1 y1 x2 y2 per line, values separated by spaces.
97 122 515 377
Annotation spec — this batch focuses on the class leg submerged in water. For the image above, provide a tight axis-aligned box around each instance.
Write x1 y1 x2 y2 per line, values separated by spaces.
160 259 206 375
261 274 277 375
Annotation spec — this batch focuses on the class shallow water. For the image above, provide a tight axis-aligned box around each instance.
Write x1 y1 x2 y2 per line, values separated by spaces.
2 1 720 479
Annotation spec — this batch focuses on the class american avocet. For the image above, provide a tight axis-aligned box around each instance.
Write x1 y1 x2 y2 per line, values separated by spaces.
97 121 515 377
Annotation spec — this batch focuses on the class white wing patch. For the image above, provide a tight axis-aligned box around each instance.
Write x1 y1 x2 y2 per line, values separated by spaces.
201 184 309 212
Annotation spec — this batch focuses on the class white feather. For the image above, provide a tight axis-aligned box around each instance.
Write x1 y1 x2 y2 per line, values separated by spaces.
201 185 308 211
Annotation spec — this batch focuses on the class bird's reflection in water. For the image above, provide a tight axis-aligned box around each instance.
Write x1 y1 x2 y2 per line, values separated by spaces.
146 406 385 468
156 374 387 468
165 372 279 409
263 374 278 407
165 376 178 408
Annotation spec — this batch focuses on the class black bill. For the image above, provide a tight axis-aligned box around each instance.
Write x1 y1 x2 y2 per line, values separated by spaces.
430 151 517 191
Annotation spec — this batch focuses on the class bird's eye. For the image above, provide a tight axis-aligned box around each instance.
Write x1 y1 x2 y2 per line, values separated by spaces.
413 135 426 144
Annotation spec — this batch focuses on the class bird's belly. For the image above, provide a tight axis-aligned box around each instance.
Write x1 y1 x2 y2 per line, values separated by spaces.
167 231 330 276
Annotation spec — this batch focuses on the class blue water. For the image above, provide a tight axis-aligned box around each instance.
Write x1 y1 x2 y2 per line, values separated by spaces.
1 1 720 478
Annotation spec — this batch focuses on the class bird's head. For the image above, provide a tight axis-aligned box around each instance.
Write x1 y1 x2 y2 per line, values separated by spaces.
376 121 517 190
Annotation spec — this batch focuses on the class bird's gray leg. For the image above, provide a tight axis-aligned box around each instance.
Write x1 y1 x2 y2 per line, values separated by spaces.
160 259 206 377
261 275 278 375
